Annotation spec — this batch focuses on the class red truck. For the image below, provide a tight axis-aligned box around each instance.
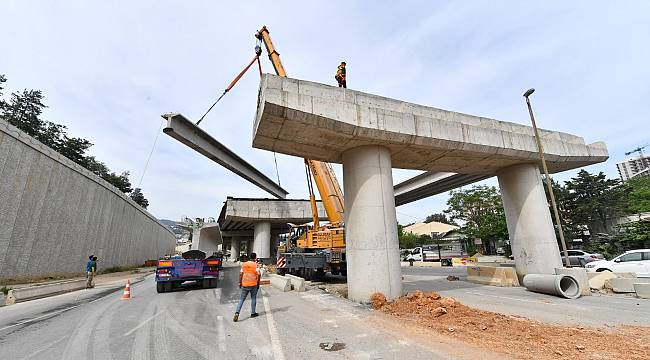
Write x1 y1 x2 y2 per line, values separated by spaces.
155 250 220 293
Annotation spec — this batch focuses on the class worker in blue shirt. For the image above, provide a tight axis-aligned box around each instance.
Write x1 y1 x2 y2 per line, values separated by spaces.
85 255 97 288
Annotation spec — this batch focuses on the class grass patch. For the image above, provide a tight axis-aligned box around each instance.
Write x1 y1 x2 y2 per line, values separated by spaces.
1 286 12 295
99 265 142 274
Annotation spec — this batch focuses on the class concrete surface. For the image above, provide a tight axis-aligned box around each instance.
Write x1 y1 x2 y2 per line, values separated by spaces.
253 221 271 259
229 236 242 261
162 113 288 199
611 278 650 293
498 163 563 276
589 271 617 289
0 119 175 279
253 74 608 174
269 273 291 292
191 222 223 255
467 265 519 287
343 145 402 302
402 266 650 327
0 264 484 360
555 267 590 296
5 279 87 305
284 274 306 292
394 171 490 206
634 283 650 299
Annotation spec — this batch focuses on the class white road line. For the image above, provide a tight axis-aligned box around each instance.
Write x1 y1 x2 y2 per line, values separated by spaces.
24 335 68 359
123 310 165 336
261 289 286 360
0 305 80 332
217 316 227 352
463 291 558 305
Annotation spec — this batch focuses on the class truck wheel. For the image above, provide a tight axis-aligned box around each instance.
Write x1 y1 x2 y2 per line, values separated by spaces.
211 279 218 288
340 269 347 277
156 282 165 293
331 268 340 276
164 282 172 292
201 280 210 289
277 268 286 276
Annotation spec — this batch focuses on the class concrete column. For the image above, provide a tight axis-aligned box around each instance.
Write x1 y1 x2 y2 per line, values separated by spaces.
342 145 402 302
497 163 562 277
230 236 242 262
246 239 253 256
253 222 271 258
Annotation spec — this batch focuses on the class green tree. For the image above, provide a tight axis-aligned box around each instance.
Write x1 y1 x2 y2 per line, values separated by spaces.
444 185 508 254
424 213 458 226
130 188 149 209
622 176 650 214
103 171 133 194
2 89 47 138
563 170 624 236
397 224 418 249
615 220 650 246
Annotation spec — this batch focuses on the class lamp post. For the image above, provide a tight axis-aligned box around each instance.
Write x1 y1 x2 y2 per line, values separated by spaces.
523 88 571 268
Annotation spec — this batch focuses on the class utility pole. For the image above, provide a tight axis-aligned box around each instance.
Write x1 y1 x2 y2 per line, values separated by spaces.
523 88 571 267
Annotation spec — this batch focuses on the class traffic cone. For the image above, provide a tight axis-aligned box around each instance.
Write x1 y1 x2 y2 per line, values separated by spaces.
120 280 131 300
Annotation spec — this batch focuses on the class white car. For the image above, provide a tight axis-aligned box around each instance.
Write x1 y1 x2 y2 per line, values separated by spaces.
585 249 650 277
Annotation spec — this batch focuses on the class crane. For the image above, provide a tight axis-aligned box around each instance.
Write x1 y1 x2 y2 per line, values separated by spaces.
255 26 347 278
625 144 648 157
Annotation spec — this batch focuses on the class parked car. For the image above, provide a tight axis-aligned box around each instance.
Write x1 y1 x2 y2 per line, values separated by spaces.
560 249 604 267
585 249 650 277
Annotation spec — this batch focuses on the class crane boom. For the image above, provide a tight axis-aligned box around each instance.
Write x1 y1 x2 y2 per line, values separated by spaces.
256 26 345 226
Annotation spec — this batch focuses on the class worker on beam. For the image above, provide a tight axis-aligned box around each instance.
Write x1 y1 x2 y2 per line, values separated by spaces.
335 61 346 88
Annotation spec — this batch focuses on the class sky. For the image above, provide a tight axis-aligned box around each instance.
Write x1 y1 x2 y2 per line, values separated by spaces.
1 1 649 224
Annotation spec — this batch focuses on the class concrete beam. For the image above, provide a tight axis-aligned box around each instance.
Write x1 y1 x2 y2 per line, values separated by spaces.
394 171 491 206
162 113 288 199
191 222 223 255
252 74 608 175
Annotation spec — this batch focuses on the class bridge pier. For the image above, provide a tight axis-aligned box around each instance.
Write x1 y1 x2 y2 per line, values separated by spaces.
497 163 563 277
253 222 271 258
230 236 242 261
343 145 402 302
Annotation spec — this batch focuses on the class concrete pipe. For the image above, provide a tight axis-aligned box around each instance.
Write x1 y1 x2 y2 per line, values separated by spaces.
522 274 581 299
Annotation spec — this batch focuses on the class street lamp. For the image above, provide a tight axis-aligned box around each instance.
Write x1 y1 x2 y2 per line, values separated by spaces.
523 88 571 268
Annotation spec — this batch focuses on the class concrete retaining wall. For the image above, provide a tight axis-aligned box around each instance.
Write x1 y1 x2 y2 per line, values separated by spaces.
0 119 175 279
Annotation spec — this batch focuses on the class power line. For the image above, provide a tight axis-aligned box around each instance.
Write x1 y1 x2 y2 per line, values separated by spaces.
138 119 164 189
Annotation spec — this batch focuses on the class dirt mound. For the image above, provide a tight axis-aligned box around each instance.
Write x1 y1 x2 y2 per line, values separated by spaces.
370 292 387 309
375 291 650 360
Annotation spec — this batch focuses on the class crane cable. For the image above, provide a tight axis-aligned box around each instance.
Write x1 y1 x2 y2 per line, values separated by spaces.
196 45 263 125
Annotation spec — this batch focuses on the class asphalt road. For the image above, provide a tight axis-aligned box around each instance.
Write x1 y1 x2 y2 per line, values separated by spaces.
0 264 470 360
402 265 650 327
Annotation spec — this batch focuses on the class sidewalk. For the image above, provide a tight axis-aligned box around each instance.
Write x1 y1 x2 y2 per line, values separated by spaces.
7 267 155 290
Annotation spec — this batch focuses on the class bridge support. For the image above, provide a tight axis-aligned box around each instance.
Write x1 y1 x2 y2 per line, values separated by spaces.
343 145 402 302
497 163 562 277
253 222 271 258
230 236 242 261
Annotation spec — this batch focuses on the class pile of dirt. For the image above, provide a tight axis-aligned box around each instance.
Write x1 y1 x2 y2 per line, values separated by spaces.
374 290 650 360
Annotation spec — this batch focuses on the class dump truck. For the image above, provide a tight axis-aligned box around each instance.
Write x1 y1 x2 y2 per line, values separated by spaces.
155 250 220 293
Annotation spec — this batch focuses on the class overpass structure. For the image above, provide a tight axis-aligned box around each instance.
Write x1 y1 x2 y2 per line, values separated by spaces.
253 74 608 302
218 197 327 261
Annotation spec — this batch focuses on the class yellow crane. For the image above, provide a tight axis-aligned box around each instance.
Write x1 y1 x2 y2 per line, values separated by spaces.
255 26 347 278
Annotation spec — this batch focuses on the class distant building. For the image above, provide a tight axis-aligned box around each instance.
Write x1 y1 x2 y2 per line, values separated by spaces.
616 155 650 181
404 221 459 237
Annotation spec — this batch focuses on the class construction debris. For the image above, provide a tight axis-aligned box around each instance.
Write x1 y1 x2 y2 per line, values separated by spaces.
373 290 650 360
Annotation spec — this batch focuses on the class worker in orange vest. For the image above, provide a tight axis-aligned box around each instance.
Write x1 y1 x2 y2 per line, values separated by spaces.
233 252 261 322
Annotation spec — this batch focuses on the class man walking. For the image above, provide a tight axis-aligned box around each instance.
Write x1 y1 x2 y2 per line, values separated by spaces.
85 255 97 288
233 252 261 322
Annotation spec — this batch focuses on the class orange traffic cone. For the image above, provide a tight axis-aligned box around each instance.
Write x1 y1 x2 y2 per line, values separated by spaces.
120 280 131 300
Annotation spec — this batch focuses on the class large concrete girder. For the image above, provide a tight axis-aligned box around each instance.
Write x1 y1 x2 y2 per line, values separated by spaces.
191 222 223 255
253 74 608 175
162 113 288 199
394 171 491 206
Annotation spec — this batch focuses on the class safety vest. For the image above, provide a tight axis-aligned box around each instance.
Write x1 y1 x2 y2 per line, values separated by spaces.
241 261 258 287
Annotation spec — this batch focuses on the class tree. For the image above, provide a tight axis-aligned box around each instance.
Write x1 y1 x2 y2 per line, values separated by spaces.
424 213 458 226
615 220 650 247
130 188 149 209
2 89 47 138
444 185 509 254
103 171 133 194
622 176 650 214
563 170 624 236
397 224 418 249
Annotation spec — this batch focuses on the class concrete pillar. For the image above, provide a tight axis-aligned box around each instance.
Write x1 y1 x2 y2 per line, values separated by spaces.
246 239 253 256
230 236 242 262
253 222 271 258
342 145 402 302
497 163 562 277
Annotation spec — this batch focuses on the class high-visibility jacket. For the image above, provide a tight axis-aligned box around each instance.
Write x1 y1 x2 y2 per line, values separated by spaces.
241 261 259 287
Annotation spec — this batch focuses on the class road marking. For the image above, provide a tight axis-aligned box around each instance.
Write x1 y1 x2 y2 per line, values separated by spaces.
0 305 80 332
261 289 286 360
24 335 68 359
463 291 558 305
217 315 227 352
123 310 165 336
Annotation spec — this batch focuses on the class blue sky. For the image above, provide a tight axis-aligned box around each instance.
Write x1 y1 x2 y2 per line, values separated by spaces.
2 1 649 224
